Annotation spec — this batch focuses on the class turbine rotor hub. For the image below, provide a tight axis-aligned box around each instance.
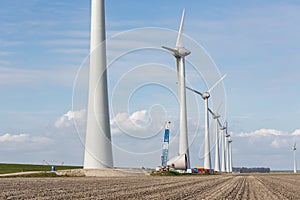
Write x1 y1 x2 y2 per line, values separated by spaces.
202 92 210 99
213 115 220 119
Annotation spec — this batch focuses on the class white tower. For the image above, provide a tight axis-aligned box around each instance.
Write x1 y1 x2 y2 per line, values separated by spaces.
162 9 191 169
213 113 221 172
225 133 230 173
220 122 227 172
203 93 212 170
228 138 232 173
294 143 297 174
84 0 113 169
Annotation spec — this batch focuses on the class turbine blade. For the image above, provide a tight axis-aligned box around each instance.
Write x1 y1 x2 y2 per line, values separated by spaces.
185 85 203 96
208 107 214 116
162 46 178 55
176 9 185 47
208 74 227 93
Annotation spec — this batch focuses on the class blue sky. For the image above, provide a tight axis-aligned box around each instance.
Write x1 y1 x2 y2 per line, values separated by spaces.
0 0 300 170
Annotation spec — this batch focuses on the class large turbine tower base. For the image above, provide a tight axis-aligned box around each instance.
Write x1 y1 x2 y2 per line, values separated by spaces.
84 0 113 169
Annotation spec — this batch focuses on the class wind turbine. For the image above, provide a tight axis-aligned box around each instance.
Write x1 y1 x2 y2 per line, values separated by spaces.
162 9 191 169
208 108 222 172
294 143 297 174
225 122 230 173
228 137 233 173
84 0 113 169
186 74 226 170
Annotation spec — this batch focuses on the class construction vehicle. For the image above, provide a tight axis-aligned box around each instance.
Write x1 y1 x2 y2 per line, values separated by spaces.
161 121 171 170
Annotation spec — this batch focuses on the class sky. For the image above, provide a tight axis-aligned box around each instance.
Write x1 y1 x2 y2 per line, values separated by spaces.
0 0 300 170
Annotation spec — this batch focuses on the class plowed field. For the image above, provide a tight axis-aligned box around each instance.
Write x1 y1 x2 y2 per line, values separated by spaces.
1 174 300 199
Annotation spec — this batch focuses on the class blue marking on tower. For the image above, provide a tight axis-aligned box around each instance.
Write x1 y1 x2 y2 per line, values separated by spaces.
161 121 171 168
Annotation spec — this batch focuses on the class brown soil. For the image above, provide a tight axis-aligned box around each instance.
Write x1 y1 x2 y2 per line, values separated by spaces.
0 174 300 199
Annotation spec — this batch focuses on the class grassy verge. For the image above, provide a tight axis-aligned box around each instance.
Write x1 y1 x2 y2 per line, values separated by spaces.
0 163 82 174
0 172 74 178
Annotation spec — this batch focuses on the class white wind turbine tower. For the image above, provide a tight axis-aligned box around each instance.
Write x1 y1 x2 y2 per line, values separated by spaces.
84 0 113 169
294 143 297 174
225 122 231 173
208 108 222 172
162 9 191 168
228 137 233 173
186 74 226 170
220 122 226 172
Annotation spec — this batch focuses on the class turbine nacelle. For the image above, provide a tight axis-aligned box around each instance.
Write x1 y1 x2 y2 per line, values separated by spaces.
202 92 210 99
213 114 220 119
177 46 191 57
208 108 221 120
165 120 171 129
162 46 191 58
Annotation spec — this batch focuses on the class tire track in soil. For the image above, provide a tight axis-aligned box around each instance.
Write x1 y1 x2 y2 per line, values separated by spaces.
185 176 234 200
1 174 300 199
198 175 245 200
2 177 178 200
146 176 233 199
223 176 247 200
241 176 250 200
101 176 221 199
256 176 300 200
264 175 300 195
254 176 289 200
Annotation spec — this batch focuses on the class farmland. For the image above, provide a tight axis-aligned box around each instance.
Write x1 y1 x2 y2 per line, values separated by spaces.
1 174 300 199
0 163 82 174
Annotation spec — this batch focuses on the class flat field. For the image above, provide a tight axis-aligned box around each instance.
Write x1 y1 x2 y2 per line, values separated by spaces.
1 174 300 199
0 163 82 174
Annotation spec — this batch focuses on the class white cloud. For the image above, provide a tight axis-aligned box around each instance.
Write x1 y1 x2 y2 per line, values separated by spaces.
0 51 12 56
110 110 150 134
0 65 76 87
0 133 28 142
236 129 288 137
41 39 89 46
0 39 23 46
292 129 300 136
54 109 86 128
50 48 89 55
234 128 300 151
0 133 52 144
271 139 280 148
110 110 165 138
49 30 89 38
